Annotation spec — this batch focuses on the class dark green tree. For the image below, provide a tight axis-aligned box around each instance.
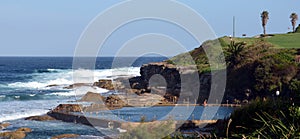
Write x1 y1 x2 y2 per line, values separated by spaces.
225 41 246 66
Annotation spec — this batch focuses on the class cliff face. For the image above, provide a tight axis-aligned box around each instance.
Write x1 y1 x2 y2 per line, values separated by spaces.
139 62 181 96
129 62 210 103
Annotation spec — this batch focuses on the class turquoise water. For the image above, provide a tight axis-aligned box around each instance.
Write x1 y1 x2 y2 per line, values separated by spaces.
79 106 234 122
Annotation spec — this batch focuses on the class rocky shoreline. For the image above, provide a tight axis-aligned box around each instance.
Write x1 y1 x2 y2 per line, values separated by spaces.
0 62 236 138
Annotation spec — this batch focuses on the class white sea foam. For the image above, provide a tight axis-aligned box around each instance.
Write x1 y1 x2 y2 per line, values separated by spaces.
7 67 140 90
8 79 72 89
73 67 140 82
48 91 76 97
47 68 58 72
0 99 67 122
47 87 109 97
0 67 141 123
79 135 105 139
0 110 49 122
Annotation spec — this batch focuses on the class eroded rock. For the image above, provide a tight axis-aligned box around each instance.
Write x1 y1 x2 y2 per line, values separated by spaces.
0 127 32 139
0 131 26 139
105 94 126 107
51 134 79 139
16 127 32 133
52 104 83 113
25 115 55 121
129 62 201 102
93 79 115 90
0 122 10 130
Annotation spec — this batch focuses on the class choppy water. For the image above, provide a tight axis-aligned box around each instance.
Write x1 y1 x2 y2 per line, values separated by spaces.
0 57 166 122
0 57 233 138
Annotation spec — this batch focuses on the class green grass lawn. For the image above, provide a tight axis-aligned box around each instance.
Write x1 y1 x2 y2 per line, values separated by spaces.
219 33 300 48
266 33 300 48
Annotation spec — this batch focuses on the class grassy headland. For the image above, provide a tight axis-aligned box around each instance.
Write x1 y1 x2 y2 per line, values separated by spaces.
166 32 300 138
167 32 300 102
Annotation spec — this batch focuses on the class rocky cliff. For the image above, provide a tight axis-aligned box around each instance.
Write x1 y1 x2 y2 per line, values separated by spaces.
128 62 210 103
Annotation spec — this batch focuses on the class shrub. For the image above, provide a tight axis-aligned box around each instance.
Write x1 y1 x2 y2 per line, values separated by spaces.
224 98 300 138
120 120 174 139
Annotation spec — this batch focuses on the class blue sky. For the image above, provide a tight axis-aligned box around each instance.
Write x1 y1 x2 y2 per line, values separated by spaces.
0 0 299 56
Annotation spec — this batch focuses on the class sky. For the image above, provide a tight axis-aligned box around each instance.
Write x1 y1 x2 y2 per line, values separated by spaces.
0 0 299 56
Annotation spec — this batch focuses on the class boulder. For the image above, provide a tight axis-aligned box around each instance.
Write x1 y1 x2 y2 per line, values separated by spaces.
25 115 55 121
52 104 83 113
93 79 114 90
79 92 105 103
105 94 126 106
51 134 79 139
0 131 26 139
0 122 10 130
16 127 32 133
0 127 31 139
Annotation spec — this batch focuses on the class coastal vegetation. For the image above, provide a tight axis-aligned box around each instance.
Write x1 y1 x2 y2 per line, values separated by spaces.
223 98 300 138
168 31 300 100
120 120 174 139
165 20 300 137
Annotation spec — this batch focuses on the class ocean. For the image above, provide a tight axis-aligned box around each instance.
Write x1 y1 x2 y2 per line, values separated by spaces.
0 57 233 138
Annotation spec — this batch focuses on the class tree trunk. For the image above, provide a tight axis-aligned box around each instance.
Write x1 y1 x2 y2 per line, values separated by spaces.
293 25 295 33
263 26 266 35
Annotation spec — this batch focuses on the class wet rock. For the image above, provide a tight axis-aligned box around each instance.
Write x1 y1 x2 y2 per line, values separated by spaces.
0 122 10 130
52 104 83 113
0 127 32 139
105 94 126 107
16 127 32 133
51 134 79 139
25 115 55 121
46 84 59 87
93 79 114 90
0 131 26 139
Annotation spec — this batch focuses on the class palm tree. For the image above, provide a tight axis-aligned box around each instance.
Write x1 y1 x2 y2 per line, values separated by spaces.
226 40 247 66
261 11 269 35
290 13 298 32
